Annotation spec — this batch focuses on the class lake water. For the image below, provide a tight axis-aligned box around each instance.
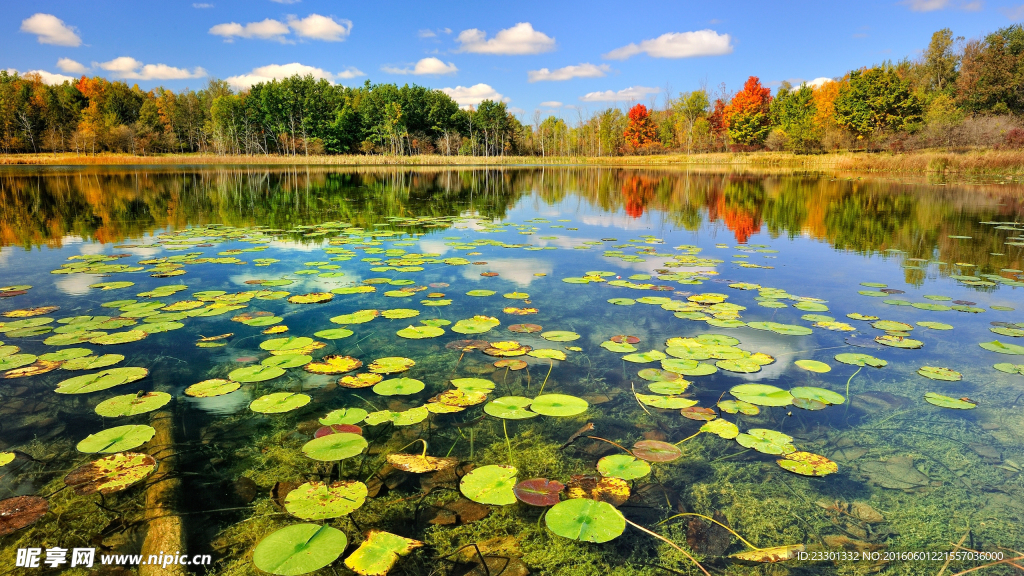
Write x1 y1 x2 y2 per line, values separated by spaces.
0 166 1022 575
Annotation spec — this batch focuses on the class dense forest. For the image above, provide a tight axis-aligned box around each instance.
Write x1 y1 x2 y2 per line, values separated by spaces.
2 25 1024 157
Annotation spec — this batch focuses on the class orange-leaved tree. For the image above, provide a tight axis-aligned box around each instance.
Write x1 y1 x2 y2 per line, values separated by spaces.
724 76 772 146
624 104 657 149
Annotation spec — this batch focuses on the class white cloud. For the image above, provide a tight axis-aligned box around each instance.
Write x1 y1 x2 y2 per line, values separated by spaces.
440 84 507 108
807 77 833 89
193 3 214 7
901 0 950 10
287 14 352 41
528 63 609 82
5 68 76 85
455 22 555 55
508 106 525 115
603 30 733 60
56 57 88 74
383 57 458 75
579 86 659 102
20 13 82 47
540 101 563 107
225 63 364 89
97 57 206 80
209 19 290 42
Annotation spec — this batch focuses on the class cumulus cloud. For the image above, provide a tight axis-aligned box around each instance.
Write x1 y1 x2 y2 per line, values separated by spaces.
455 22 555 55
56 57 88 74
225 63 364 89
287 14 352 41
20 13 82 47
5 68 76 85
97 57 206 80
539 101 563 108
579 86 659 102
382 57 458 75
440 84 507 108
528 63 609 82
603 30 733 60
209 19 290 42
418 27 451 38
806 77 833 88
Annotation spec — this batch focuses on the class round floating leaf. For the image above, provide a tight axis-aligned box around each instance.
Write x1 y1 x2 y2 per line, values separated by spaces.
397 325 444 339
718 400 759 415
872 320 913 332
701 418 739 439
261 336 314 352
622 350 667 363
0 354 37 371
777 452 838 476
339 373 383 388
681 406 717 421
251 392 310 414
528 349 566 360
368 356 415 374
565 475 630 505
330 310 379 325
320 408 368 426
875 335 923 349
314 328 354 340
790 387 845 405
77 424 156 453
635 394 697 409
648 380 689 395
64 452 156 495
302 432 368 461
678 363 718 376
364 407 428 426
460 464 517 505
38 347 92 362
730 384 793 407
95 392 171 417
632 440 682 462
531 394 589 416
993 363 1024 375
504 292 529 299
185 379 240 398
466 290 496 297
508 323 542 333
373 377 424 396
716 358 762 373
918 366 962 381
382 308 419 320
834 353 887 368
597 454 650 480
545 499 625 543
795 360 831 373
262 354 312 369
90 330 147 345
55 367 149 394
924 392 976 409
386 454 458 473
917 321 953 330
4 360 60 378
607 298 636 306
285 481 367 520
979 340 1024 355
288 292 334 304
0 496 48 536
735 429 796 455
343 530 423 576
452 315 500 335
514 478 565 506
494 359 528 370
229 364 285 383
253 523 348 576
451 377 495 393
542 331 580 342
484 396 538 419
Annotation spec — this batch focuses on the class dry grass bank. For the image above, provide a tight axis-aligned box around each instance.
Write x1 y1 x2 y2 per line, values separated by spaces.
2 149 1024 174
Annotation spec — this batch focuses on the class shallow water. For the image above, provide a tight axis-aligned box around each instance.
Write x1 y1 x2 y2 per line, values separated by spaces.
0 166 1023 575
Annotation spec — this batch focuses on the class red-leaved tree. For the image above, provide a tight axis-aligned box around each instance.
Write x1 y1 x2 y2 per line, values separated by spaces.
624 104 658 149
723 77 773 146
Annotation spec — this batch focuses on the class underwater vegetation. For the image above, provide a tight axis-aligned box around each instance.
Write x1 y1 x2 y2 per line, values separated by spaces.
0 168 1022 575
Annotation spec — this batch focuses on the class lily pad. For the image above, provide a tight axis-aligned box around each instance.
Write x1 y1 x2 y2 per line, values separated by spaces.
597 454 650 480
717 358 763 373
514 478 565 506
834 353 887 368
285 480 367 520
531 394 589 416
875 335 923 349
260 337 314 352
790 387 845 405
251 392 311 414
55 367 149 394
368 356 415 374
542 331 580 342
631 440 682 462
306 355 363 375
917 321 953 330
794 360 831 373
77 424 156 453
993 363 1024 375
229 364 285 383
314 328 354 340
777 452 838 476
528 349 566 361
460 464 517 505
681 406 718 421
386 454 458 473
451 377 496 393
979 340 1024 355
484 396 538 419
545 499 625 543
730 384 793 407
302 432 368 461
924 392 976 409
95 392 172 417
64 452 157 495
90 330 147 345
452 315 500 335
622 350 667 363
735 429 796 455
0 496 48 536
253 524 348 576
38 347 92 362
397 325 444 339
185 379 240 398
320 408 369 426
718 400 759 415
344 530 423 576
918 366 962 381
635 394 697 409
373 377 425 396
701 418 739 439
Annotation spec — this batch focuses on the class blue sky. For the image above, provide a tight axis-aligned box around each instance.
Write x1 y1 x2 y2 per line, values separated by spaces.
5 0 1024 116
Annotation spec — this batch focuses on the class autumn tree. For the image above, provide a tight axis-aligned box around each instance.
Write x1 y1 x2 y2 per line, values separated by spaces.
623 104 657 149
956 24 1024 114
834 66 922 137
770 83 818 152
724 76 772 146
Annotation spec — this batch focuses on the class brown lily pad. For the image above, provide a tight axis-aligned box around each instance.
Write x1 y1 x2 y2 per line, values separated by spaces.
0 496 48 536
680 406 717 421
386 454 459 474
446 339 490 351
610 335 640 344
508 324 542 334
494 359 528 370
315 424 363 438
513 478 565 506
565 475 629 506
632 440 682 462
4 360 61 379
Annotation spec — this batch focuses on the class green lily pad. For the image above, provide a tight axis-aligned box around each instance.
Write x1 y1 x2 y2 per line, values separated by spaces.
95 392 172 417
452 316 500 335
647 380 689 395
261 354 312 369
64 452 157 495
917 321 953 330
607 298 636 305
531 394 589 416
382 308 419 320
285 480 367 520
368 356 415 374
980 340 1024 355
545 499 625 543
718 399 759 415
302 432 368 461
918 366 962 381
504 292 529 299
777 452 839 476
701 418 739 439
542 331 580 342
834 353 887 367
794 359 831 373
372 377 424 396
912 303 952 311
330 310 379 324
77 424 156 453
363 407 429 426
735 429 796 455
184 379 240 398
635 394 697 409
466 290 496 297
597 454 650 480
677 363 718 376
622 350 667 363
716 358 762 373
451 377 496 393
875 335 923 349
924 392 976 409
242 316 282 327
55 367 149 394
991 327 1024 337
0 354 37 371
397 325 444 339
730 384 793 407
484 396 538 419
38 348 92 362
229 365 285 383
872 320 913 331
260 336 313 352
251 392 310 414
460 464 517 505
420 319 451 327
90 330 147 345
253 524 348 576
314 328 354 340
320 408 369 425
528 349 566 361
993 363 1024 375
601 341 636 353
790 386 845 405
344 531 423 576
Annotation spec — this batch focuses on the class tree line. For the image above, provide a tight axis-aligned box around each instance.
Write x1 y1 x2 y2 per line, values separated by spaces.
2 25 1023 157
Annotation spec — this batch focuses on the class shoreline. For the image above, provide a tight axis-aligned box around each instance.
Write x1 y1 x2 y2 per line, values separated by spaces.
2 149 1024 175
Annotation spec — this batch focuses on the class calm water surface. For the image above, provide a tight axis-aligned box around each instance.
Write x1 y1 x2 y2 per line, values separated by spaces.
0 166 1022 576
